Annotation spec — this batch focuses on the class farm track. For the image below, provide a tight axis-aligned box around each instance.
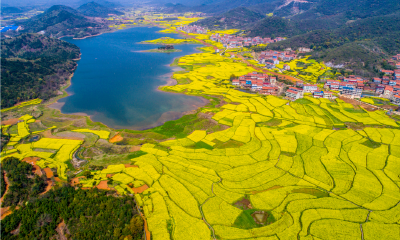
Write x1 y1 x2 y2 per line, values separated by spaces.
1 172 12 220
199 178 222 240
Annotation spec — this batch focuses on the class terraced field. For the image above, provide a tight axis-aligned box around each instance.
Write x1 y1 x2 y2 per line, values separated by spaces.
81 46 400 239
1 114 88 180
274 57 333 83
2 22 400 240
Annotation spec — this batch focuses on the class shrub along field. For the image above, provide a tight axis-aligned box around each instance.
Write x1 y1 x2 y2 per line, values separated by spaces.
2 24 400 240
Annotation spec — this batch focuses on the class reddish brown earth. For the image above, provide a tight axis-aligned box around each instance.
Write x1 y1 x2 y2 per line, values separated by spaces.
131 184 149 194
0 172 14 220
130 146 141 152
43 168 54 178
1 118 20 125
109 132 123 143
124 164 139 168
71 176 84 186
96 181 113 190
40 180 53 195
22 157 43 176
140 212 151 240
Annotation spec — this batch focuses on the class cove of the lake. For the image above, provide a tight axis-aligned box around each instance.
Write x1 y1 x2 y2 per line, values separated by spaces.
56 26 206 130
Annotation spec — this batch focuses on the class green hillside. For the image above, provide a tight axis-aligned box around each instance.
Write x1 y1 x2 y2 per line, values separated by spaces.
1 34 80 108
194 7 265 30
77 2 124 18
20 5 103 38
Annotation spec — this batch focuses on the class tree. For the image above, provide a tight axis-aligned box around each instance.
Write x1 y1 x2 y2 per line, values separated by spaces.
83 170 93 179
113 227 121 238
229 74 236 81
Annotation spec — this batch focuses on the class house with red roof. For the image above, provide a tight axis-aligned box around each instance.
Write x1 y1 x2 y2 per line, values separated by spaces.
381 69 394 75
392 94 400 105
260 86 279 95
303 84 318 93
286 87 303 100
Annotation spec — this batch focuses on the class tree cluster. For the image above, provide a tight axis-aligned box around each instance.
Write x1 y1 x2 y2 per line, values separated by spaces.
1 34 80 108
1 157 47 207
1 186 143 240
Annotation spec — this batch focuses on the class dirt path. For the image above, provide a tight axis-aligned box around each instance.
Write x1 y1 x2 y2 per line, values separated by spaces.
139 212 151 240
1 171 10 204
56 219 69 240
40 180 53 195
1 172 12 220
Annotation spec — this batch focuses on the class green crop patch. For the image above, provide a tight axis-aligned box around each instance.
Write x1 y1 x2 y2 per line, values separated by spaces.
232 209 276 230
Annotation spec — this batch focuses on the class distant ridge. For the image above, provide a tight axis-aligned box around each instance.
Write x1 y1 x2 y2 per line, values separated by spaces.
20 5 105 38
77 2 124 18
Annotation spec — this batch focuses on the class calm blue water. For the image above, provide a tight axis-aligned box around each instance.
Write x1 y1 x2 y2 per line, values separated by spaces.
59 27 204 129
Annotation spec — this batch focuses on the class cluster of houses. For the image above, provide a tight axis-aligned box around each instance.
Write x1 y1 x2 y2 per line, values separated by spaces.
231 72 279 95
285 83 334 101
257 49 298 69
321 72 400 105
176 25 207 34
210 33 285 48
388 54 400 69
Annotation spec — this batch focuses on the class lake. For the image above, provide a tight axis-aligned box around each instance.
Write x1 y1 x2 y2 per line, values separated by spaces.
57 27 205 130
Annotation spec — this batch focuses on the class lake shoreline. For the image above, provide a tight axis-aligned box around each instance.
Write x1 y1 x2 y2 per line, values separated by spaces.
51 26 208 130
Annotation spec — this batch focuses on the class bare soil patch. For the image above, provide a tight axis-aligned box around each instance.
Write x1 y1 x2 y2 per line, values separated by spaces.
131 184 149 194
1 206 19 220
130 146 141 152
71 176 85 187
339 97 378 111
234 198 252 210
251 211 269 225
55 131 86 140
55 219 70 240
1 118 20 125
96 181 113 190
41 130 84 140
40 180 53 195
1 172 10 204
109 132 123 143
124 164 138 168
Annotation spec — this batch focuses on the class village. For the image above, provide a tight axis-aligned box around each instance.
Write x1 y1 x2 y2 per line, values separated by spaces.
230 53 400 109
177 25 286 48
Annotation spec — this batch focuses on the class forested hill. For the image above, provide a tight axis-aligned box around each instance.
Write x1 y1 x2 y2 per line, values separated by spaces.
191 0 400 77
194 7 265 30
266 12 400 77
1 34 80 108
77 2 124 18
20 5 104 38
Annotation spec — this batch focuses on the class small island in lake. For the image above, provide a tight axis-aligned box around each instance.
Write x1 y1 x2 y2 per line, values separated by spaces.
142 44 182 53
